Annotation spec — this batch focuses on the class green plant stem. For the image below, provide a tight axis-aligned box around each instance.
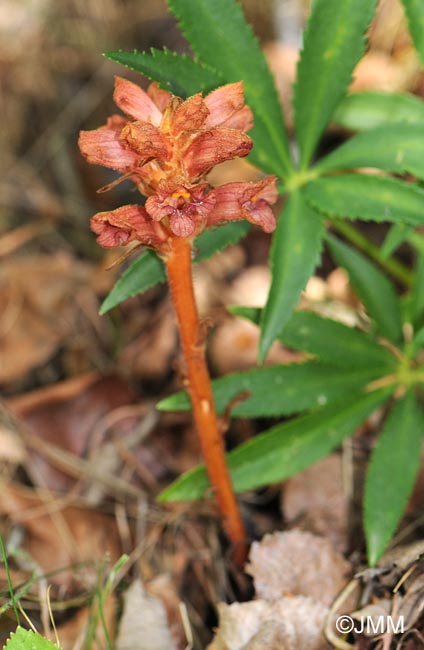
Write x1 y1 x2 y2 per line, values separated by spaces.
330 220 413 286
406 231 424 254
0 536 19 625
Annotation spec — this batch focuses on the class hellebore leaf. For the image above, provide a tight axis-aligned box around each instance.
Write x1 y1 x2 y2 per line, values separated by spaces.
326 235 403 343
294 0 377 169
159 388 391 501
365 390 424 565
100 222 250 313
316 123 424 180
158 361 389 417
167 0 293 177
333 91 424 131
105 48 222 97
231 307 396 369
401 0 424 65
305 174 424 228
259 191 324 362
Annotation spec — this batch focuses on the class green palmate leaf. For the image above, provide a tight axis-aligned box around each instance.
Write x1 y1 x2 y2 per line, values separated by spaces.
333 91 424 131
231 306 396 369
4 627 60 650
158 361 386 417
364 390 424 566
293 0 377 169
381 223 413 259
326 235 403 343
316 124 424 180
104 48 222 97
259 192 324 362
159 388 391 501
100 222 250 313
305 174 424 227
167 0 292 177
401 0 424 64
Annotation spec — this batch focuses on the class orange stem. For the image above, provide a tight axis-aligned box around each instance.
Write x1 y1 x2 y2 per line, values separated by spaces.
165 235 247 566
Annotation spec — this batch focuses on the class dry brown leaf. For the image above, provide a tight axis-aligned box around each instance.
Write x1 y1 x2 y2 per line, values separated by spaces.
210 318 299 374
282 455 348 553
0 252 110 385
116 579 177 650
0 483 121 591
381 539 424 571
393 573 424 630
350 600 393 638
351 50 420 93
239 621 288 650
210 266 285 373
247 530 351 606
207 597 329 650
0 424 26 464
119 304 176 380
146 574 186 648
9 374 136 492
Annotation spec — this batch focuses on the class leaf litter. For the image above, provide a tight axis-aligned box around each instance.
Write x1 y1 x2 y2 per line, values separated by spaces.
2 0 424 648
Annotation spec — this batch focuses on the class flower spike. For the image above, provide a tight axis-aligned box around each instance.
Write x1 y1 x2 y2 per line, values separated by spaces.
78 76 279 566
79 77 277 248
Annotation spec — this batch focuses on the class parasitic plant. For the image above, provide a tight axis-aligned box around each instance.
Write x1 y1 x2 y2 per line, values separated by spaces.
79 76 277 564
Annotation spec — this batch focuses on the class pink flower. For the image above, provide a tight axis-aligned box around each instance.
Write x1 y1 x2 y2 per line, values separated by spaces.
90 205 168 251
79 77 278 250
208 177 278 233
145 182 216 237
203 82 254 130
78 115 140 173
79 76 253 187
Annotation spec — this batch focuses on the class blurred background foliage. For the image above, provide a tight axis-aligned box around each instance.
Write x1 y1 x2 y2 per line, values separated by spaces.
1 0 423 394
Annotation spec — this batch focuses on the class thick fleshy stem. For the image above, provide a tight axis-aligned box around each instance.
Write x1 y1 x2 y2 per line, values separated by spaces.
165 235 247 567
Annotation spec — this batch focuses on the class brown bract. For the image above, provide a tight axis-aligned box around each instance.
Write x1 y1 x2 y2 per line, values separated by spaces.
79 76 278 252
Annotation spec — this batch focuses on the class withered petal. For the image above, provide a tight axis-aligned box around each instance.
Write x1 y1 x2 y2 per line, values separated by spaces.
145 194 174 221
189 184 216 216
106 114 129 131
91 220 132 248
184 128 252 178
221 104 254 131
207 177 278 233
207 182 244 224
204 82 253 131
171 93 209 133
78 127 140 172
169 212 196 237
240 176 279 204
114 76 162 125
120 121 171 162
90 205 166 248
147 82 172 112
246 200 277 233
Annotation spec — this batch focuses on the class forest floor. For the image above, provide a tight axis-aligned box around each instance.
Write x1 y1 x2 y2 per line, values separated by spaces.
1 1 424 649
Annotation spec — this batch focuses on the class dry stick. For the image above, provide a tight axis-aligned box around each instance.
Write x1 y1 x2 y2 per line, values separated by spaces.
165 236 247 566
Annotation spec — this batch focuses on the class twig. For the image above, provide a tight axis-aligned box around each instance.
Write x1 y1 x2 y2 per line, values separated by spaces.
325 578 359 650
